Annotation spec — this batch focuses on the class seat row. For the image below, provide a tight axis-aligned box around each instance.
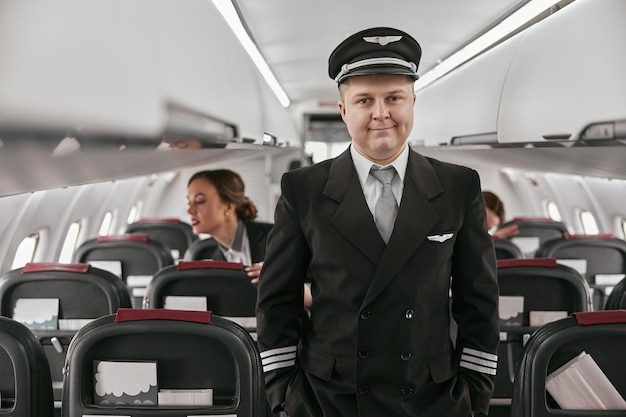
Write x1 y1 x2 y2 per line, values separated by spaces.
0 309 265 417
493 217 626 311
489 257 626 416
124 216 226 263
4 257 626 417
75 219 227 308
0 260 259 416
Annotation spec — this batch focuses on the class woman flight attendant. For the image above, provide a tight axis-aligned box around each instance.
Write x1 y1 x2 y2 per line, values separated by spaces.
187 169 313 306
186 169 271 281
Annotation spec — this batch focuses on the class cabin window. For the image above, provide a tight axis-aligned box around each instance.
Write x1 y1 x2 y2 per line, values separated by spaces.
127 203 142 224
11 233 40 269
99 211 114 236
58 221 82 263
579 210 599 235
546 201 562 221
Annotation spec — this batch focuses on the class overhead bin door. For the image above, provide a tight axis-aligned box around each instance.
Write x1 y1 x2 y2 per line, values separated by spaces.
498 0 626 143
411 35 524 147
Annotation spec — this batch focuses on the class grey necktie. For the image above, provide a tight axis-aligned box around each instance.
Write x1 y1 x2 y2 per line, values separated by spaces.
370 166 398 243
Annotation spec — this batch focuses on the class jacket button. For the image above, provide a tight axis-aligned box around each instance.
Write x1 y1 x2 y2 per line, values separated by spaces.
358 385 369 395
405 309 414 319
358 350 369 359
360 310 371 320
400 351 412 361
402 386 414 397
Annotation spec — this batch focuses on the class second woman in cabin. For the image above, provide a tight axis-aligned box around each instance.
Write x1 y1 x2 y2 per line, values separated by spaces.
482 190 518 238
186 169 272 282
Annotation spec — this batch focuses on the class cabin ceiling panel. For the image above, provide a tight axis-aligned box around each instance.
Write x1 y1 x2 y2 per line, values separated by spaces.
235 0 526 104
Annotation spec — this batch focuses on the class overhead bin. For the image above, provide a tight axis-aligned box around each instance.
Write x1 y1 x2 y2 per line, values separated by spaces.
412 0 626 146
0 1 165 140
410 35 524 147
498 0 626 143
0 0 297 148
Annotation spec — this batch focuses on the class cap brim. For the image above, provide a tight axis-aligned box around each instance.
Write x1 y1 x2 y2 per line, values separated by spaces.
337 65 419 84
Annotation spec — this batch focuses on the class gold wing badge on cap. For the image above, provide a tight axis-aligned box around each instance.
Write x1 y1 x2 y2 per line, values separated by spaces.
362 36 402 46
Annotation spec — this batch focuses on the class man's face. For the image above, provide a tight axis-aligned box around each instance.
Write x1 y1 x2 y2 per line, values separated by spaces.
338 74 416 165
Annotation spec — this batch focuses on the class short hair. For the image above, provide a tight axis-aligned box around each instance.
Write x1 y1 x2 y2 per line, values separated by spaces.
188 169 258 220
482 191 506 224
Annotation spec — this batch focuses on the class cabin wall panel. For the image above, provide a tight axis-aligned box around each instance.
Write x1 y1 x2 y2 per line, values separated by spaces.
134 174 177 222
149 158 274 227
578 177 626 237
18 188 74 263
64 180 149 246
499 171 544 220
541 174 596 234
0 193 35 273
0 189 71 270
526 174 570 231
103 179 153 237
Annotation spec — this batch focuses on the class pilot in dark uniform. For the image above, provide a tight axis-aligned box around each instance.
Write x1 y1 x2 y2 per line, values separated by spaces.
256 26 499 417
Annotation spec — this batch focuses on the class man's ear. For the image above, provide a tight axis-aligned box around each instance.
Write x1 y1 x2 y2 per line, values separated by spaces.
338 101 346 120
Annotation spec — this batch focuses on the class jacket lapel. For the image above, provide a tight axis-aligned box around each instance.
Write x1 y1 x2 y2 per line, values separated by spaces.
362 150 444 305
323 149 385 266
244 221 261 263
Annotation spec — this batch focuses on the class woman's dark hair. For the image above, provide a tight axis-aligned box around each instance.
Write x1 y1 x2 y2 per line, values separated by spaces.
188 169 258 219
482 191 505 224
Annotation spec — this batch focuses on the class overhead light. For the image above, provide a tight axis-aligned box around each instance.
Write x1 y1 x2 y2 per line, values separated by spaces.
415 0 563 91
212 0 291 108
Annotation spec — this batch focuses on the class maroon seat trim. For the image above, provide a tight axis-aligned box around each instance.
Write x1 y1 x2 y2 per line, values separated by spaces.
22 262 90 274
513 217 555 223
564 233 615 240
497 258 557 269
138 218 180 223
114 308 211 324
573 310 626 325
98 234 149 242
177 260 244 271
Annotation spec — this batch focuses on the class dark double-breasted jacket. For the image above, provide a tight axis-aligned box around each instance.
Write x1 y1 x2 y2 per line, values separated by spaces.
256 147 499 417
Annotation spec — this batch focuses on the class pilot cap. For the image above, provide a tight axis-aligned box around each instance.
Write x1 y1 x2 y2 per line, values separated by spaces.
328 27 421 84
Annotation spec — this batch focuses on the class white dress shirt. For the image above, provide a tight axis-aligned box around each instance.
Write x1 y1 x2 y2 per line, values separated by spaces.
218 220 252 266
350 144 408 217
